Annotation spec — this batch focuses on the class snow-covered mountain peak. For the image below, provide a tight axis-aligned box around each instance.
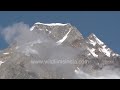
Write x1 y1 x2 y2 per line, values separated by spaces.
86 33 120 58
30 22 69 31
29 22 84 48
88 33 104 45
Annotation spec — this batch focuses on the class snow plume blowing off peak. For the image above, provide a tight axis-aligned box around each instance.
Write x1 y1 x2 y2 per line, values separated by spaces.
1 22 120 79
1 22 50 46
1 22 30 45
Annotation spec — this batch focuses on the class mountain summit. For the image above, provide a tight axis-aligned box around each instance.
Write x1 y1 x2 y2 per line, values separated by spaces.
0 22 120 79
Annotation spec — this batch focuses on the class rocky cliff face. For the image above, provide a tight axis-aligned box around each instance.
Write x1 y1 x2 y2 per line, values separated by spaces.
0 22 120 79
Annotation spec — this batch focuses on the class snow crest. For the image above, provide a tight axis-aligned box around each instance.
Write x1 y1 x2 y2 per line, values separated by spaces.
30 22 68 31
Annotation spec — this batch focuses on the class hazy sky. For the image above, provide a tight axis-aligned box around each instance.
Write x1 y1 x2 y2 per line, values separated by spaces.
0 11 120 53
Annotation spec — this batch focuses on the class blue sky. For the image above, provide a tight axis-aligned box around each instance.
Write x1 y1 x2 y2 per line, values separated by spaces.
0 11 120 53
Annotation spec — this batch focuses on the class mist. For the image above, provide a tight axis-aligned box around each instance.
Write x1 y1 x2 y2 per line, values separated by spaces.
1 22 120 79
1 22 50 46
74 66 120 79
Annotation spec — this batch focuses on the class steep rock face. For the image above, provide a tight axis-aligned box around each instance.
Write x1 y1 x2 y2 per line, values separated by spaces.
0 22 120 79
30 22 84 47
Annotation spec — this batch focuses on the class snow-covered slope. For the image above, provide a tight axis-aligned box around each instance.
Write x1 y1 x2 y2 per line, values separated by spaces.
86 33 120 58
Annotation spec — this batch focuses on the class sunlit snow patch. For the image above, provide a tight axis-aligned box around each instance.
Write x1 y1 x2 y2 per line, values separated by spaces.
30 25 35 31
87 47 98 58
87 53 91 56
3 52 9 55
98 45 112 57
0 61 4 66
35 22 68 26
56 29 71 45
92 34 104 45
89 39 96 46
112 53 120 57
30 22 68 31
